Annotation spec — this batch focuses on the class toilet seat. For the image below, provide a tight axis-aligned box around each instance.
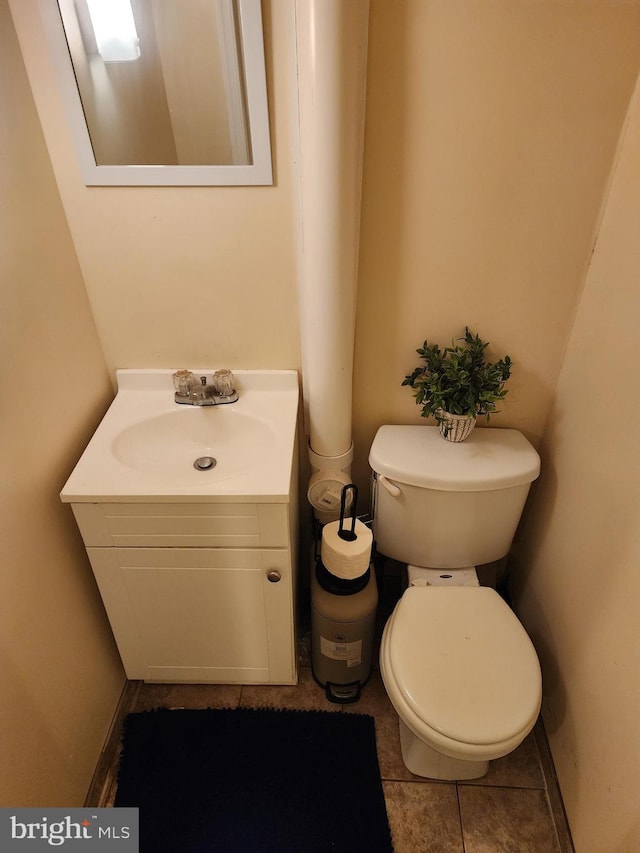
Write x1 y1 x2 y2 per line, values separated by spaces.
381 586 541 760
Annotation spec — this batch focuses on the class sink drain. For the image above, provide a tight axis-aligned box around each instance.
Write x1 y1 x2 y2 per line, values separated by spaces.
194 456 216 471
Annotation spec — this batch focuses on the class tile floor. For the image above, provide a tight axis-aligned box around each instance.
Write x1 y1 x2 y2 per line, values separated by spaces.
89 570 574 853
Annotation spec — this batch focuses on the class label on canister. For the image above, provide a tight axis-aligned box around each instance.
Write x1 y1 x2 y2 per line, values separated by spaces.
320 637 362 667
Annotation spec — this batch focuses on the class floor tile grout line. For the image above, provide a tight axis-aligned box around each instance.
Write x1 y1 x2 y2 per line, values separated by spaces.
379 777 546 792
454 782 467 853
544 784 573 853
459 782 549 793
380 775 454 785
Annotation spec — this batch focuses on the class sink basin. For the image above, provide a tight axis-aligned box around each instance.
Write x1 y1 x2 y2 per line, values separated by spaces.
61 370 299 502
112 408 276 480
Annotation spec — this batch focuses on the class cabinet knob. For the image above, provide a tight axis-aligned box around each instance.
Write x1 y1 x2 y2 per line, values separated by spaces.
267 570 281 583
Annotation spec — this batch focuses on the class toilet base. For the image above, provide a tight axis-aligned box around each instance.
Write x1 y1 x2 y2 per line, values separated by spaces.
399 719 489 781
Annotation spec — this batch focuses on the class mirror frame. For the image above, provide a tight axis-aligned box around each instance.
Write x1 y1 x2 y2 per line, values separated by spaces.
39 0 273 186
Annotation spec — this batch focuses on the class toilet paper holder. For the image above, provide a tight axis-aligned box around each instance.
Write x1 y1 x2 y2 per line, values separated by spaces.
338 483 358 542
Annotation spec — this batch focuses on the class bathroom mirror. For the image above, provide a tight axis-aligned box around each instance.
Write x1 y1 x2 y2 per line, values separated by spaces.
39 0 273 185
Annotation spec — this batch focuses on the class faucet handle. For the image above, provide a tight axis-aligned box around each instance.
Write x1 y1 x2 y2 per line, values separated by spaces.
212 369 235 396
172 369 195 396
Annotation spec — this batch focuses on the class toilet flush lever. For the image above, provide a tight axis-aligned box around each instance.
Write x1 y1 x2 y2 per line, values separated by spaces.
379 475 402 498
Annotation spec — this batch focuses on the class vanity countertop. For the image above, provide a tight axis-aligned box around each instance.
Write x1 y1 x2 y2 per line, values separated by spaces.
61 370 299 503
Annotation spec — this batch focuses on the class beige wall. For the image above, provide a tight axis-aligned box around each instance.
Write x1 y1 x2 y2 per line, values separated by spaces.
512 77 640 852
8 0 301 377
0 0 124 805
352 0 640 488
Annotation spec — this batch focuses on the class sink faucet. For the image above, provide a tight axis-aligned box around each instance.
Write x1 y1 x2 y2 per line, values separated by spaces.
173 370 239 406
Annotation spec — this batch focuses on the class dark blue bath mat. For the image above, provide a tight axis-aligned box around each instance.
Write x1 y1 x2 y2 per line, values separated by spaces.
114 707 393 853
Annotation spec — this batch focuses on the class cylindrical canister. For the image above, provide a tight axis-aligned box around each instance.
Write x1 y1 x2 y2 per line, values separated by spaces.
311 560 378 703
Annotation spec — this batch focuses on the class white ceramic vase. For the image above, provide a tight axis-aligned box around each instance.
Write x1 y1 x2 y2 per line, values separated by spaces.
436 410 477 442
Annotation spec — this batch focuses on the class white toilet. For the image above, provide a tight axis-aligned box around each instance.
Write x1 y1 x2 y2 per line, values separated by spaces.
369 425 542 781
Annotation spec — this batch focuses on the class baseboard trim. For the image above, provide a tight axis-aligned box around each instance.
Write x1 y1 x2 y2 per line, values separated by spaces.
534 717 575 852
84 680 142 807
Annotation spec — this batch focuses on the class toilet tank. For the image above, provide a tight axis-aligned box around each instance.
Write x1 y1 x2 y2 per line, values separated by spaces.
369 426 540 569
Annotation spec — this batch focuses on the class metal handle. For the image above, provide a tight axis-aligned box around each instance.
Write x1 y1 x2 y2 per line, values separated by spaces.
338 483 358 541
267 570 281 583
379 474 402 498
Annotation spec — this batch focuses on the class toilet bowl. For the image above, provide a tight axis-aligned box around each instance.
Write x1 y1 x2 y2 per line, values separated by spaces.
368 425 543 780
380 582 542 780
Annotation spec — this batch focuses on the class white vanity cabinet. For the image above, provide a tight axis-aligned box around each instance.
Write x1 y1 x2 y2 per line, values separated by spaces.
61 369 300 686
72 501 298 684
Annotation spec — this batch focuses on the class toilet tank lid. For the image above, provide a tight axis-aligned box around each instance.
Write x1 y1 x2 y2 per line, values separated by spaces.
369 426 540 491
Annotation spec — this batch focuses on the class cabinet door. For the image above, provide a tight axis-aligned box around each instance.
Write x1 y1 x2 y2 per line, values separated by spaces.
87 547 295 684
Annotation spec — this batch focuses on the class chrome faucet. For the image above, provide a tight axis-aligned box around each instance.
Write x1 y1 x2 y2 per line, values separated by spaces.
173 370 239 406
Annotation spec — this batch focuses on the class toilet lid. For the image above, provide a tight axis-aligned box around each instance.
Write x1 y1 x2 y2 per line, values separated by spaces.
388 587 541 746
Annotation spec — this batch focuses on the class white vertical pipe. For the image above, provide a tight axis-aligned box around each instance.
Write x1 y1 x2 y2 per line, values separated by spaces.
295 0 370 465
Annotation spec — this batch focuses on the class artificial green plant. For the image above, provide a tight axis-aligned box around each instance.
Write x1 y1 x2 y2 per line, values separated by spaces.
402 327 512 422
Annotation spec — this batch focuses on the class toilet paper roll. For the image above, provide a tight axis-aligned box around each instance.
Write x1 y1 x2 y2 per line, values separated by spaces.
321 519 373 580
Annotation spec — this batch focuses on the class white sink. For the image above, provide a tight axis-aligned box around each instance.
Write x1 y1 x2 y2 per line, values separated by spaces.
112 408 276 478
61 370 299 502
